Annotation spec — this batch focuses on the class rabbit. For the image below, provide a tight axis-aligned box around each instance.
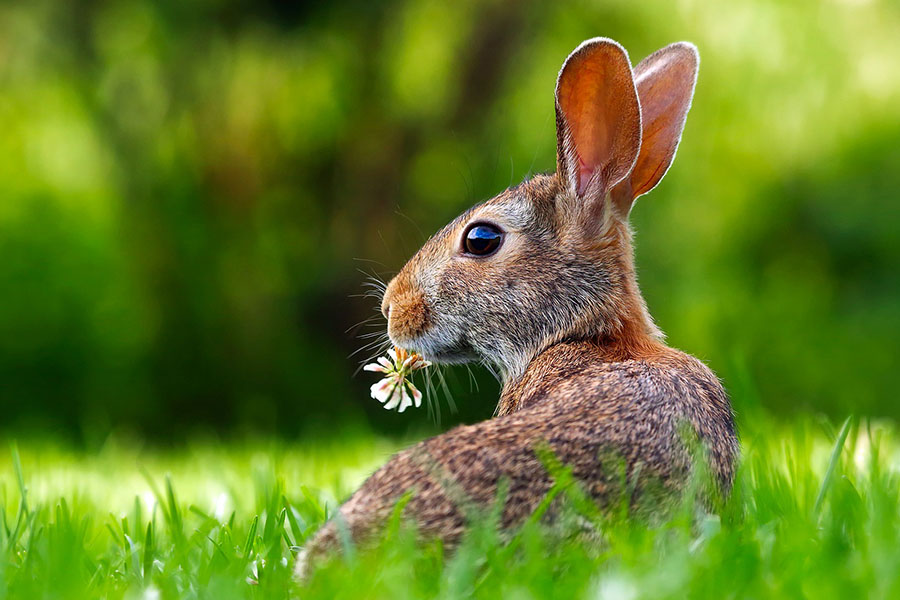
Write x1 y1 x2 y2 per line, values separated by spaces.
296 37 738 579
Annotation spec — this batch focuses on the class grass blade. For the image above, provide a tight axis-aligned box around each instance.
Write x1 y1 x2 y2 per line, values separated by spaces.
10 443 28 516
813 415 854 517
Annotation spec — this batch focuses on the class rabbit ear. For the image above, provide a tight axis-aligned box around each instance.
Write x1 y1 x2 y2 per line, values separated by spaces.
611 42 699 216
555 38 641 210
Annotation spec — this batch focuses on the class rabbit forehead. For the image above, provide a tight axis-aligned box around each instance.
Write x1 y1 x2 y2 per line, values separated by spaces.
468 174 561 232
405 174 561 282
417 184 545 259
480 201 534 232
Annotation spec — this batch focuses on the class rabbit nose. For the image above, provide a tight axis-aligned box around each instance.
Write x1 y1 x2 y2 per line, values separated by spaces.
381 287 393 319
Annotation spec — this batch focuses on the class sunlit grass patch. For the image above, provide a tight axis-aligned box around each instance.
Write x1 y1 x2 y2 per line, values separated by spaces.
2 416 900 598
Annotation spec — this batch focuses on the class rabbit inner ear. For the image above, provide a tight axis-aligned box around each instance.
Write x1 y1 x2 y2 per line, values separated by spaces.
611 42 699 216
555 38 641 203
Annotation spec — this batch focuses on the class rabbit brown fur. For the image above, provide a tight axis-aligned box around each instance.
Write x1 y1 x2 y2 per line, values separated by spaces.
296 38 738 577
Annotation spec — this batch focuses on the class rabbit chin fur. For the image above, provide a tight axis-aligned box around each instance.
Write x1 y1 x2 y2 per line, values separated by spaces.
296 37 737 581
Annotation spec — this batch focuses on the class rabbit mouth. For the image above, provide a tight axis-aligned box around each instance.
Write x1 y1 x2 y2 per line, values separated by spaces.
424 346 475 364
399 334 475 365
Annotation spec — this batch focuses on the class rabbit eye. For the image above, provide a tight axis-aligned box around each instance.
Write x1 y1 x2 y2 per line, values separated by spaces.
463 223 503 256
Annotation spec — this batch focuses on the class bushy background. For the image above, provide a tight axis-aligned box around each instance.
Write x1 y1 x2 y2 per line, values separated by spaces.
1 0 898 441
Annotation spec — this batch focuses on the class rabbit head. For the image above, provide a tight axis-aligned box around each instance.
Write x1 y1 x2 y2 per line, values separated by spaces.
381 38 699 379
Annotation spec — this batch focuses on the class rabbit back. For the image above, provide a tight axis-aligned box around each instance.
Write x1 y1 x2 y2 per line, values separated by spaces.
299 340 736 572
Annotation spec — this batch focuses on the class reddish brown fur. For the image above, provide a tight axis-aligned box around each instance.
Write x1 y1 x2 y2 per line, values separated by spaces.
295 38 737 579
385 285 429 341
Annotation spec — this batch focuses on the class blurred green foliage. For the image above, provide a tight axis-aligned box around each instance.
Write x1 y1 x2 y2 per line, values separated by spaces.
0 0 898 439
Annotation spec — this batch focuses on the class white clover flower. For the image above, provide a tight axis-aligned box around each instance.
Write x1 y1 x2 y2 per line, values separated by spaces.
364 347 431 413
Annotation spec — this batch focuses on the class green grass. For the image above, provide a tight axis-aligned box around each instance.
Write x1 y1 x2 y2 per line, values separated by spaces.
2 416 900 599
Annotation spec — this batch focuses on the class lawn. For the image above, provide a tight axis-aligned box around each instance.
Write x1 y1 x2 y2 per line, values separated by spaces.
2 415 899 599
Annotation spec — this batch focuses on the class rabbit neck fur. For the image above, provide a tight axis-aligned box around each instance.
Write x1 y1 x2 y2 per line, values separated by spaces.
497 336 670 417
